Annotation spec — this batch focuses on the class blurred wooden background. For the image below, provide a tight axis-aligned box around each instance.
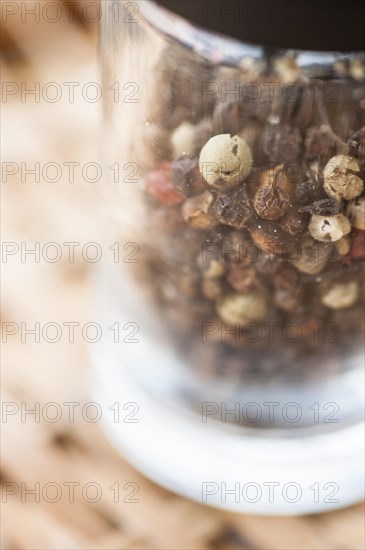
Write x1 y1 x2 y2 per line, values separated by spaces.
1 1 364 548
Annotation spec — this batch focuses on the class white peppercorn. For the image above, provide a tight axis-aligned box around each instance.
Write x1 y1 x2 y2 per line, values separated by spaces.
308 213 351 242
199 134 252 188
293 238 328 275
204 259 225 279
335 236 351 256
171 122 195 159
216 291 268 326
213 186 252 228
323 155 364 201
181 191 217 230
321 281 359 309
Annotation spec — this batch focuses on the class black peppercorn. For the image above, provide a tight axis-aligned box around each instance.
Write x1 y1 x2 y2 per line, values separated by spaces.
263 124 302 163
299 198 342 216
213 100 248 135
304 125 345 164
273 264 301 291
295 182 318 208
280 208 309 235
250 220 297 255
348 127 365 177
227 264 257 293
213 187 252 229
172 156 206 197
273 81 321 129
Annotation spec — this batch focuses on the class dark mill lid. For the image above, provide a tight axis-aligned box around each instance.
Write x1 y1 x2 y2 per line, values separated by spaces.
155 0 365 52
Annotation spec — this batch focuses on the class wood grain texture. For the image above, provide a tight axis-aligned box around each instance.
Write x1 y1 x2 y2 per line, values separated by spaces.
1 6 364 549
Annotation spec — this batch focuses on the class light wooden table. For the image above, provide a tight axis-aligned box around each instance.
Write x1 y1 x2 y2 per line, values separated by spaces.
1 3 364 548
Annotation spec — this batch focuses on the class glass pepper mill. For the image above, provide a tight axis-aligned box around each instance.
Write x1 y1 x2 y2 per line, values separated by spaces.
94 0 365 514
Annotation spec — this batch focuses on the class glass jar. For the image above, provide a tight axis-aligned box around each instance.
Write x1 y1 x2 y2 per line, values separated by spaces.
94 0 365 514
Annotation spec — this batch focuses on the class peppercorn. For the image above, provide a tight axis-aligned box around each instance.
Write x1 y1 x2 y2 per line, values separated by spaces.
171 122 196 159
293 238 332 275
181 191 217 230
172 157 206 197
308 213 351 242
213 187 252 229
321 281 359 309
273 264 300 291
348 127 365 177
263 124 302 163
272 81 321 129
299 198 342 216
323 155 364 201
347 196 365 230
193 118 214 157
343 229 365 263
198 257 226 279
201 278 227 300
242 78 280 124
220 230 252 265
280 208 309 235
253 165 291 220
250 221 295 254
199 134 252 188
212 100 248 135
177 266 201 299
146 163 186 205
227 264 256 293
239 122 266 165
274 288 302 312
216 291 268 326
304 125 344 163
254 252 280 275
295 178 319 207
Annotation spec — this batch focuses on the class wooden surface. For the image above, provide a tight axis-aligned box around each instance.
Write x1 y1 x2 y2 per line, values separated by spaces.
1 3 365 549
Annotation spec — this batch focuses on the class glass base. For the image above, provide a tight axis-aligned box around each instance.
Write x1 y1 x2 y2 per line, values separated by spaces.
92 353 364 515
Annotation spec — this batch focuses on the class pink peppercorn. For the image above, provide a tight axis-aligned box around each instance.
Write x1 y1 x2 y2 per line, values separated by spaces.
343 229 365 265
146 162 185 205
